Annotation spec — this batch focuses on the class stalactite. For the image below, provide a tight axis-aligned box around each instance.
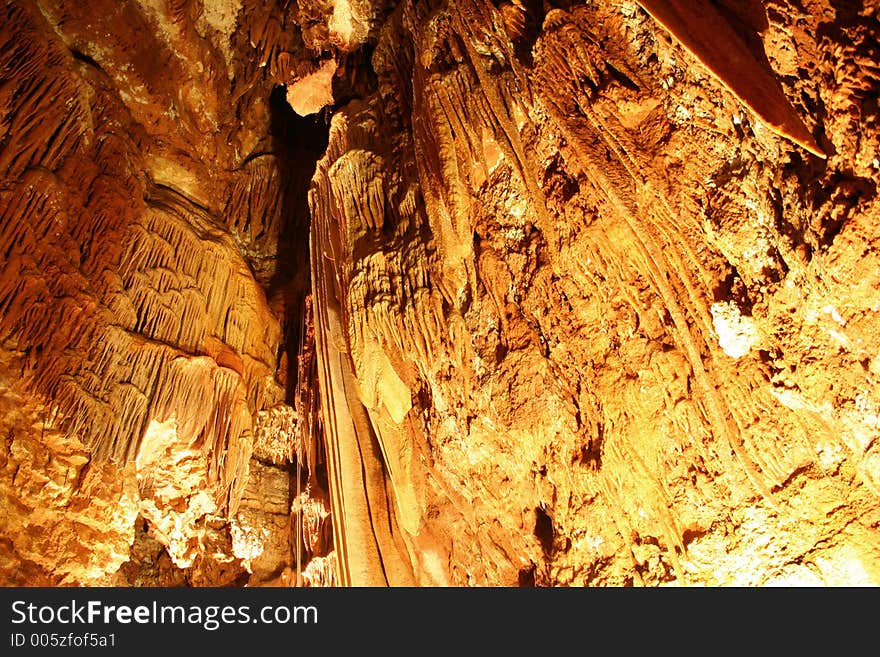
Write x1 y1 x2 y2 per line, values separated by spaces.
1 0 879 588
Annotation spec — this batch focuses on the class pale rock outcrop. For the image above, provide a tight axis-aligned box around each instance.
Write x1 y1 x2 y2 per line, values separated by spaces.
1 0 878 587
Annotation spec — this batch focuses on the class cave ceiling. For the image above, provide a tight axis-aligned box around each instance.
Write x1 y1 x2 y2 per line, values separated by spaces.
0 0 878 587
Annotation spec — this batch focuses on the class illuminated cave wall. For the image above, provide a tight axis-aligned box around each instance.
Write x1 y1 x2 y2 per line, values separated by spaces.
0 0 879 586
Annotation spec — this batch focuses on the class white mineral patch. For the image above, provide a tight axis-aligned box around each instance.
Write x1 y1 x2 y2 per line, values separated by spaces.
711 301 759 358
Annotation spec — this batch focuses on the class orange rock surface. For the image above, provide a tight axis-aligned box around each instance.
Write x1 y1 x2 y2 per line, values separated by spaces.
1 0 878 586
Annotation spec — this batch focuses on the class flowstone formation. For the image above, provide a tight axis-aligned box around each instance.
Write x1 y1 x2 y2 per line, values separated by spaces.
1 0 878 586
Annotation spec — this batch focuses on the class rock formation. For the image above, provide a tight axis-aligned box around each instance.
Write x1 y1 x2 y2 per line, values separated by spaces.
0 0 878 586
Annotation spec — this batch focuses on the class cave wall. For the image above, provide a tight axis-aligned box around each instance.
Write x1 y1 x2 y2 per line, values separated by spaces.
1 0 879 586
0 0 334 586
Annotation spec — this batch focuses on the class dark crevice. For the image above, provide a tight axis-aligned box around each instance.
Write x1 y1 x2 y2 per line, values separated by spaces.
265 85 331 583
68 47 104 73
518 563 537 586
265 84 330 403
605 61 640 92
712 267 753 314
534 506 555 557
238 150 275 168
332 47 380 110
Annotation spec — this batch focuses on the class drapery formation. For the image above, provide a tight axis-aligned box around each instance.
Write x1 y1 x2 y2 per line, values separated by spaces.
1 0 878 586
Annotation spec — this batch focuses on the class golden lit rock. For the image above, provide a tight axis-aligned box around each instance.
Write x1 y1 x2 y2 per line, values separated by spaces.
1 0 878 587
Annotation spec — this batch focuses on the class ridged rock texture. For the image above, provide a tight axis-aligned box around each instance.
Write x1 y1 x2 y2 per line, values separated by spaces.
0 0 878 586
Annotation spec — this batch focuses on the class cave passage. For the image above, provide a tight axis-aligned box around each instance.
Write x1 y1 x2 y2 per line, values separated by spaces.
265 85 333 584
266 84 331 402
2 0 878 590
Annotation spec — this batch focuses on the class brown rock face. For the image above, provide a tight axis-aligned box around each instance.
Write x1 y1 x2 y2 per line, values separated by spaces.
0 0 330 586
1 0 878 586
